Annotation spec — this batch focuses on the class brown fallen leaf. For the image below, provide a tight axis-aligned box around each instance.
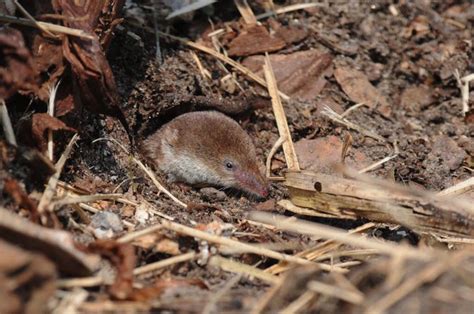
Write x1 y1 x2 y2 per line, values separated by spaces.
294 136 371 175
0 27 38 99
228 24 286 57
242 50 333 100
52 0 129 125
334 65 391 117
29 113 76 152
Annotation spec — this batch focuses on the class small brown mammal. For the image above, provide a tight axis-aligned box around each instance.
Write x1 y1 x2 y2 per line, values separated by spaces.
142 111 268 198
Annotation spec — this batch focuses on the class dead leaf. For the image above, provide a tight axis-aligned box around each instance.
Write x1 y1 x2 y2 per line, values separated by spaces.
294 136 371 174
0 27 38 99
228 25 286 57
242 50 333 100
29 113 76 152
334 65 391 117
52 0 129 123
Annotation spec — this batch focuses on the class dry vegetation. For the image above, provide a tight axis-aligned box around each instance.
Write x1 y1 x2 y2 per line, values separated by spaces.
0 0 473 313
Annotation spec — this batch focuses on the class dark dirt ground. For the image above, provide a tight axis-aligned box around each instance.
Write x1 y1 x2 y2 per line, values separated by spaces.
1 0 473 313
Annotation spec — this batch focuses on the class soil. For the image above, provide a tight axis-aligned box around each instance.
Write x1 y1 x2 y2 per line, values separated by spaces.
1 0 473 312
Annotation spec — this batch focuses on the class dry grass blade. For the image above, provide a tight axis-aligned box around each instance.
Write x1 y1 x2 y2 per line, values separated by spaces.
47 80 61 161
279 291 316 314
166 0 216 20
251 212 432 261
52 193 122 207
234 0 257 24
159 219 346 272
437 177 474 196
156 30 289 100
454 70 474 116
265 222 376 275
0 99 17 145
134 252 197 277
209 255 280 284
93 138 187 208
266 135 286 180
307 280 364 304
358 154 398 173
38 133 79 216
13 0 56 38
256 3 325 20
263 54 300 171
0 14 94 39
321 105 386 142
117 224 163 243
365 251 468 314
202 274 242 314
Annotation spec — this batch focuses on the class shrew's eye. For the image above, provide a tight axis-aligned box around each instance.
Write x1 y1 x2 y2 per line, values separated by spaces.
225 161 234 170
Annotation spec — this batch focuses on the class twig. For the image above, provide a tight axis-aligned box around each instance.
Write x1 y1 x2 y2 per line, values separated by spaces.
322 105 386 142
454 70 474 116
263 54 300 171
0 99 17 145
251 212 432 261
14 0 56 38
265 135 286 180
365 251 467 314
117 224 163 243
58 252 197 288
255 3 325 20
340 102 367 118
134 251 197 276
202 274 242 314
358 154 398 173
208 255 279 284
156 30 290 100
0 14 94 40
159 219 346 272
52 193 122 208
307 280 364 304
93 138 187 208
38 134 79 216
437 177 474 196
166 0 216 20
279 291 316 314
234 0 257 24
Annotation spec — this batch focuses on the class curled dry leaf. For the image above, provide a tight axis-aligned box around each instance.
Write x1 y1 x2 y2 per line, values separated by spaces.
334 65 391 117
0 27 38 99
53 0 127 119
29 113 76 152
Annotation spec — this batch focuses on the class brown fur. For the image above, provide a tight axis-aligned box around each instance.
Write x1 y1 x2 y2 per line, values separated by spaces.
142 111 268 197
